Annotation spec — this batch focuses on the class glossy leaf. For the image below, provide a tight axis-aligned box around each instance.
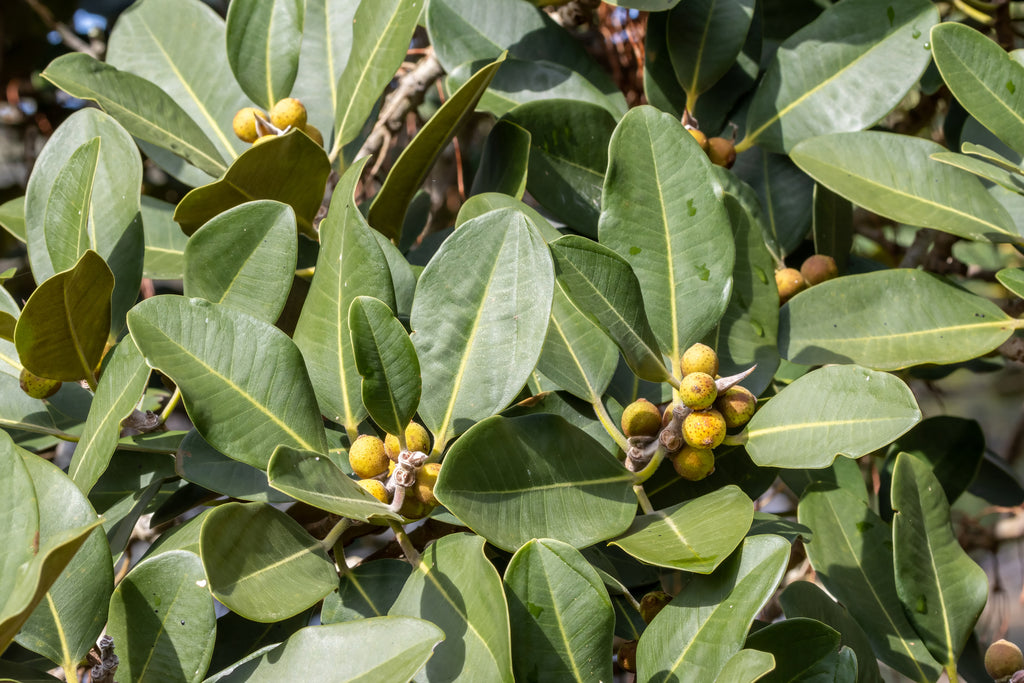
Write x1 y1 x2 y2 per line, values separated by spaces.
931 22 1024 156
503 100 616 237
468 119 531 199
798 485 943 682
998 267 1024 299
200 502 336 622
68 336 150 493
744 618 841 683
128 296 328 468
141 196 188 280
226 0 303 109
637 535 790 682
23 108 143 330
184 200 297 324
667 0 755 109
206 618 444 683
175 430 290 503
15 250 112 382
368 55 504 241
321 560 412 624
714 649 775 683
389 533 513 682
610 486 753 574
504 539 614 683
600 106 734 362
550 235 670 383
790 131 1018 243
107 551 215 683
0 196 25 242
733 147 814 260
779 270 1023 369
348 296 421 437
42 137 100 274
747 365 920 469
741 0 937 152
41 53 226 177
173 130 330 237
411 208 553 448
891 453 988 669
267 446 402 523
332 0 421 154
293 156 395 428
435 415 636 551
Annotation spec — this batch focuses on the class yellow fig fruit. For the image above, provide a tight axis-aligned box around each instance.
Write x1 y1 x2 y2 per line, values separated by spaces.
357 478 390 504
985 639 1024 682
671 446 715 481
399 493 432 520
348 434 389 479
269 97 307 130
775 267 807 304
252 134 278 146
414 462 442 506
638 590 672 624
707 137 736 168
678 371 717 410
715 385 757 429
687 127 710 153
800 254 839 286
620 398 662 438
680 343 719 377
618 640 638 673
19 367 61 399
385 422 432 462
232 107 267 143
303 123 324 147
682 409 727 449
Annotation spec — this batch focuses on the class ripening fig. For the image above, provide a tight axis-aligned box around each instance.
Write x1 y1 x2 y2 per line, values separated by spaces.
19 367 61 399
357 478 390 504
617 640 637 673
683 409 727 449
678 371 717 410
252 134 278 146
707 137 736 168
414 462 442 506
303 123 324 147
399 493 432 520
985 639 1024 682
385 422 432 461
800 254 839 286
715 385 757 429
232 107 267 143
671 446 715 481
638 590 672 624
775 267 807 304
269 97 307 130
686 127 710 153
621 398 662 438
680 342 719 377
348 434 389 479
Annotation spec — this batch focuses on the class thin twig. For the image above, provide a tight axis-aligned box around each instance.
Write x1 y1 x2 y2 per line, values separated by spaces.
22 0 104 59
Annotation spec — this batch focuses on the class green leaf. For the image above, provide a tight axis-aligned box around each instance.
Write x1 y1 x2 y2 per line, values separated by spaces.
891 453 988 669
411 208 553 447
321 560 412 624
798 485 943 682
42 137 100 274
504 539 614 683
0 196 25 243
200 502 336 622
535 282 618 403
293 156 395 428
746 365 920 469
600 106 734 363
883 416 985 507
106 551 216 683
368 54 505 241
41 53 226 177
435 415 636 551
733 148 814 260
24 108 143 331
667 0 755 108
503 99 616 239
204 609 310 675
714 649 775 683
790 131 1019 243
741 0 937 152
931 22 1024 156
267 446 402 523
127 295 328 468
176 430 290 503
0 661 61 682
173 130 330 238
931 151 1024 194
15 250 112 382
14 453 111 673
331 0 421 155
779 270 1023 369
205 618 444 683
998 267 1024 298
743 618 841 683
550 235 671 383
643 11 686 118
779 581 882 683
226 0 303 109
389 533 513 682
812 184 854 272
106 0 249 168
637 535 790 682
447 58 626 119
184 200 298 324
610 486 753 574
469 120 531 199
348 296 421 437
141 196 188 280
68 336 150 493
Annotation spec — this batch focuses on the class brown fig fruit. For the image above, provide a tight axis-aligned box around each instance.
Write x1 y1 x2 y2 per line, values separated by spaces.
639 590 672 623
707 137 736 168
985 639 1024 682
715 385 757 429
800 254 839 286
